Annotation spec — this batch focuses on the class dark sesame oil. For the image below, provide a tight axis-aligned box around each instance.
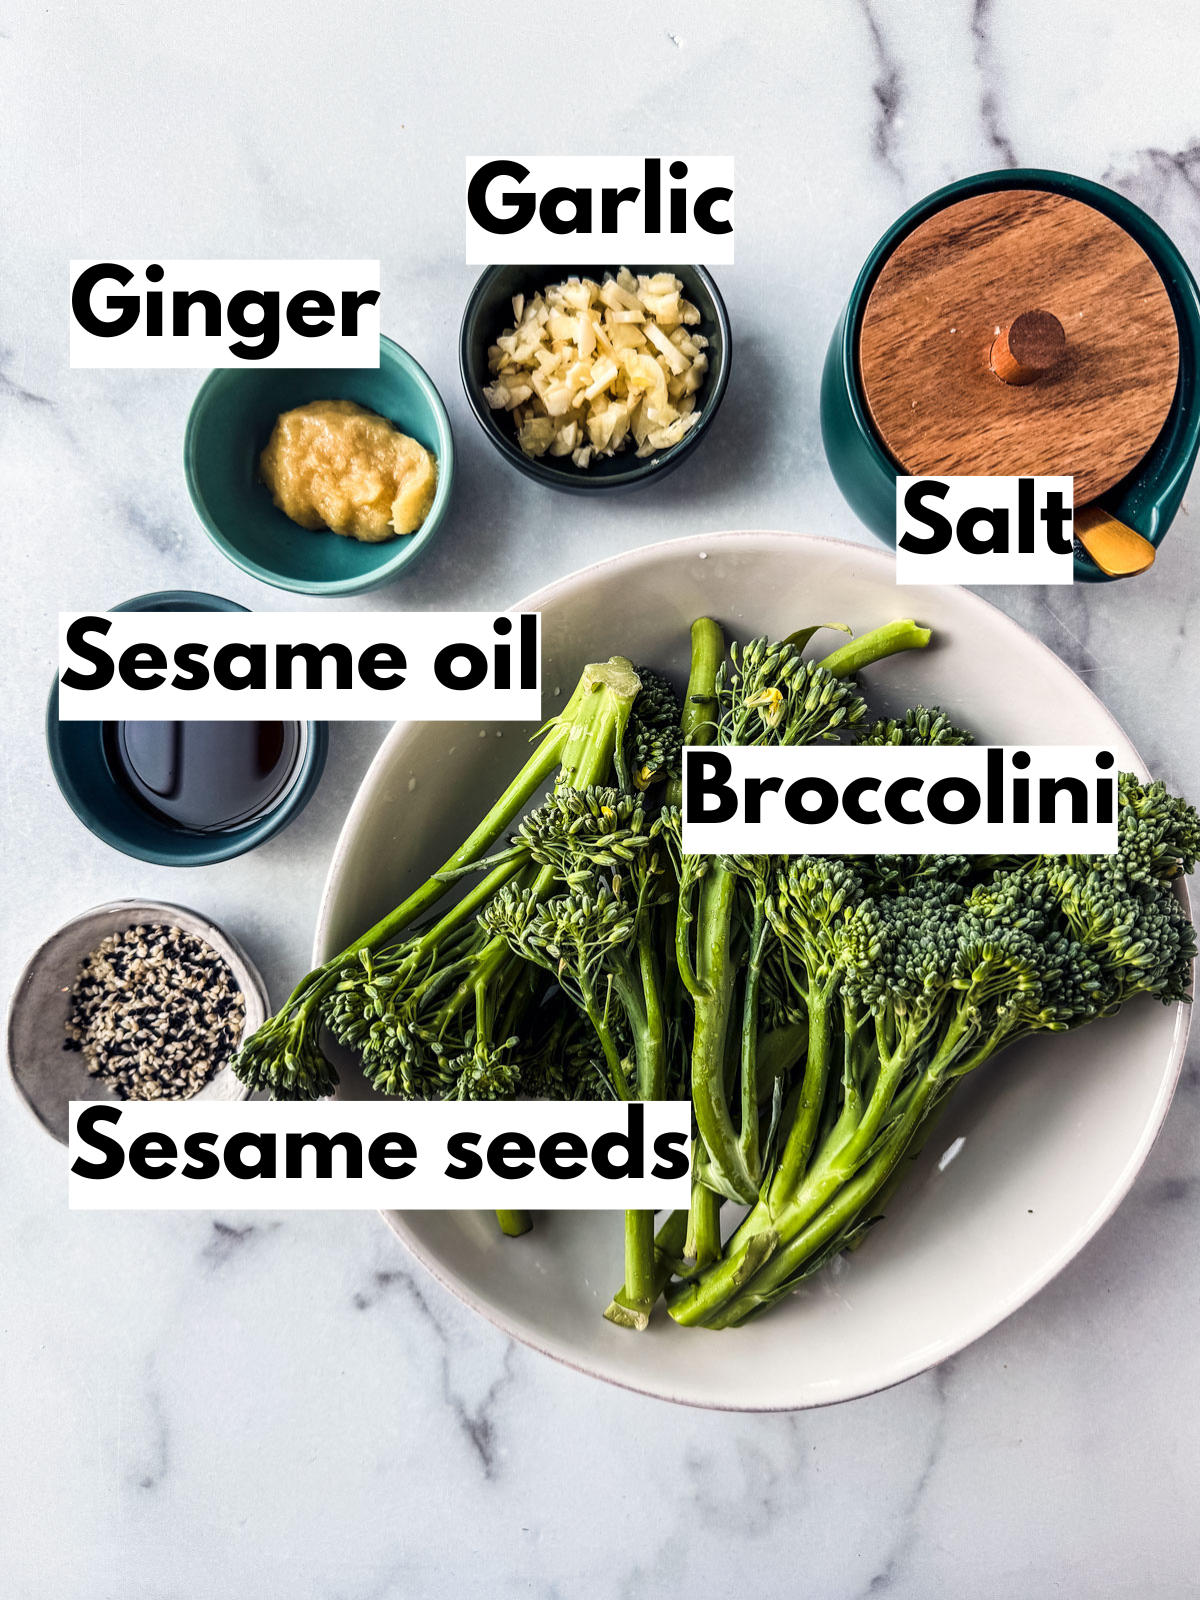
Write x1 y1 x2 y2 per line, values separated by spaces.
104 720 302 833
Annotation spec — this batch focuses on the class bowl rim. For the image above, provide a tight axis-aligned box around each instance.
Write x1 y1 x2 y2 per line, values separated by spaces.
45 589 328 866
183 333 456 596
6 897 267 1145
458 263 732 491
313 529 1192 1409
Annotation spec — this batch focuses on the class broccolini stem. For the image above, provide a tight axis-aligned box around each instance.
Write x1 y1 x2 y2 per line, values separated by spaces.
665 617 725 807
766 985 835 1210
495 1210 532 1237
847 1083 954 1254
817 619 931 680
674 877 704 999
580 974 631 1100
603 922 670 1328
431 934 512 1034
838 1011 969 1168
414 854 535 960
673 1017 974 1326
341 694 584 962
605 1209 688 1327
560 656 642 792
615 1209 659 1330
754 1020 809 1095
432 862 560 1034
674 615 759 1203
691 862 758 1203
737 895 770 1180
706 1069 948 1327
635 930 666 1102
685 1179 723 1269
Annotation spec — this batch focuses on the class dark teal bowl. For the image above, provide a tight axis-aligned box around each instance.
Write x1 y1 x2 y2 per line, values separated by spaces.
820 170 1200 582
185 335 455 595
46 591 328 865
459 263 731 492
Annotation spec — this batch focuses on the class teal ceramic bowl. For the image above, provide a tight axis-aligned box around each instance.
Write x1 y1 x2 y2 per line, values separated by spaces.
459 263 731 492
185 336 455 595
46 591 328 865
820 170 1200 582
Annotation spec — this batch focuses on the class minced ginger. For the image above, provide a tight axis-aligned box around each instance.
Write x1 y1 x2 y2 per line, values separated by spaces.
260 399 437 542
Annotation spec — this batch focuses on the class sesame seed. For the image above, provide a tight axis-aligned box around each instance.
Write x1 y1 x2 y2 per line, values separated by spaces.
64 923 245 1101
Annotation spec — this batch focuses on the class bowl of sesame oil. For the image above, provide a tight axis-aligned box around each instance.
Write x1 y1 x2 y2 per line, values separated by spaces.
46 590 328 866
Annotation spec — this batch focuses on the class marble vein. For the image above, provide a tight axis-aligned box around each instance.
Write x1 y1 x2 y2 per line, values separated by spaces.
131 1362 170 1493
970 0 1019 169
352 1264 517 1480
858 0 905 181
0 360 52 408
860 1363 953 1596
202 1217 260 1264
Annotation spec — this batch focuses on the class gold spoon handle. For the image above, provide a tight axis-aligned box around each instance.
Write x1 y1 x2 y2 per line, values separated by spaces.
1074 505 1157 578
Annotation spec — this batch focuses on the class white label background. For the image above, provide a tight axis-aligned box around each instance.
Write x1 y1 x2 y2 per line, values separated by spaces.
894 476 1076 586
682 745 1118 853
69 260 380 368
68 1101 692 1210
57 612 541 721
464 157 735 264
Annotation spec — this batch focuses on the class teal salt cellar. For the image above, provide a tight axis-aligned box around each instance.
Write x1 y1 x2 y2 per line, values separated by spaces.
820 170 1200 582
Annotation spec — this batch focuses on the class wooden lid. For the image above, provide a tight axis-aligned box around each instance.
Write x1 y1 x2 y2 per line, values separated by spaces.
857 188 1180 504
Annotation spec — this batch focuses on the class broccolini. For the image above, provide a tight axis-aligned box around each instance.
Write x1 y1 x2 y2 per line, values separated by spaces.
232 610 1197 1338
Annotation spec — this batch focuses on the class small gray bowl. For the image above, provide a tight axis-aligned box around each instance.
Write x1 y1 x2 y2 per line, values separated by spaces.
6 900 266 1144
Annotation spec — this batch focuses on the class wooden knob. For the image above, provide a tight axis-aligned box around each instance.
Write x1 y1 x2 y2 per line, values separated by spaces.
990 310 1067 386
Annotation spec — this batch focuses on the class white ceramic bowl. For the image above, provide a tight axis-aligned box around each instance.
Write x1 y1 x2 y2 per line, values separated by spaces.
314 532 1192 1410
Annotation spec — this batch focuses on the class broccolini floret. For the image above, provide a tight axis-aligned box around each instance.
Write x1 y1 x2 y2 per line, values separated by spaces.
233 656 644 1100
857 705 975 747
669 775 1197 1330
480 788 681 1326
625 665 685 790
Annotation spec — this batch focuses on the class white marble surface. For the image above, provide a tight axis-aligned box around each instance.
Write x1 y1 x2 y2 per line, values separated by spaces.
3 1 1200 1594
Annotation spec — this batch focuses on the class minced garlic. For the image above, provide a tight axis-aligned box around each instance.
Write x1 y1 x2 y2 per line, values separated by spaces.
482 269 709 466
